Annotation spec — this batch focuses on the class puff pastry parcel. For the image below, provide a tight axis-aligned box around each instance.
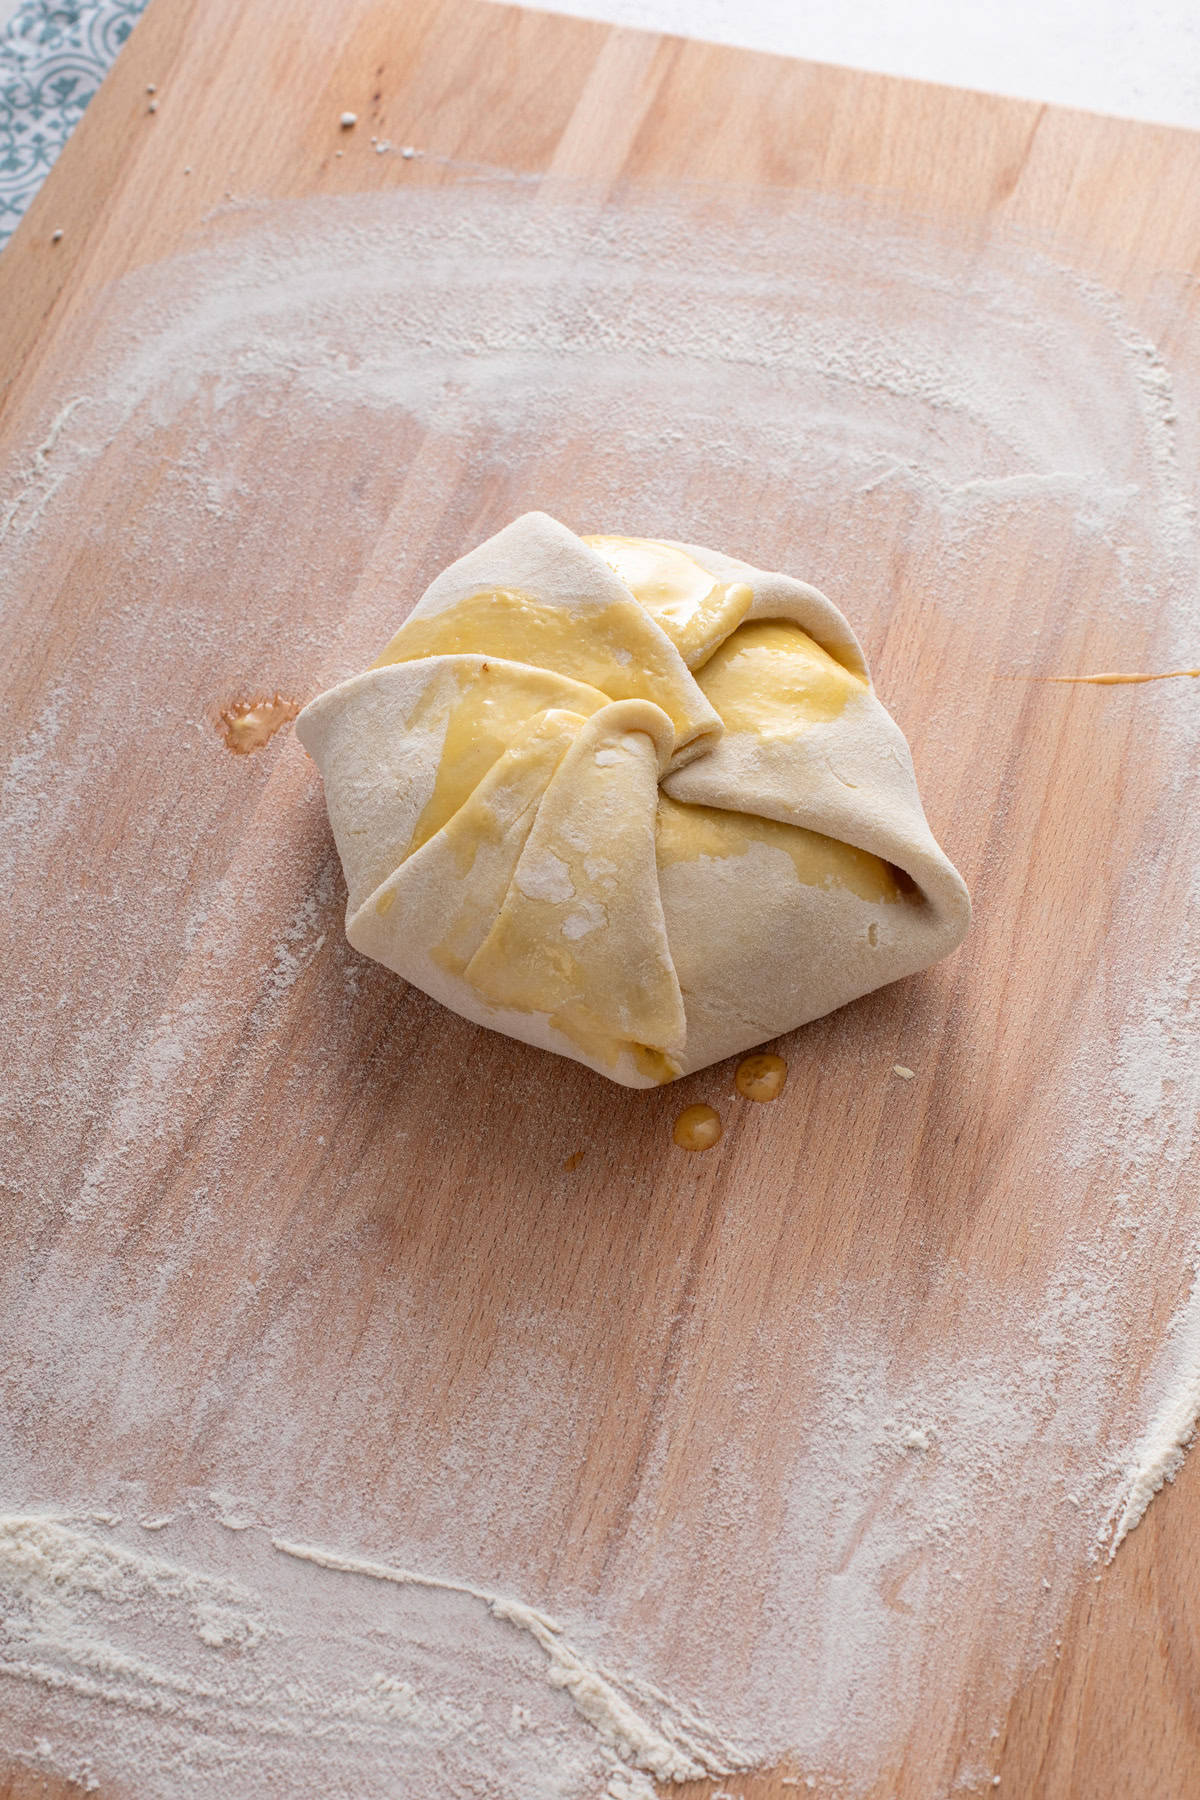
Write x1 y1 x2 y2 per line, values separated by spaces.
297 513 969 1086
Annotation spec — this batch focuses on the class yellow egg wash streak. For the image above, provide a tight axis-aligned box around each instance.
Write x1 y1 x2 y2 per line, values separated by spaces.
374 538 902 1080
1047 668 1200 685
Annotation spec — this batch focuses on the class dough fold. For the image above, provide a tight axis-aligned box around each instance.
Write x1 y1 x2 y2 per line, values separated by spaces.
297 513 970 1086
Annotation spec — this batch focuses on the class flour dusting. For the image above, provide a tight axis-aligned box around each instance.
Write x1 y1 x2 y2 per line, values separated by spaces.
1 178 1198 1798
1105 1263 1200 1556
274 1534 745 1782
0 1509 698 1798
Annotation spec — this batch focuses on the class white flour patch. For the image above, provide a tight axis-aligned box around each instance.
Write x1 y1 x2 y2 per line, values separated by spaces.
0 397 90 544
0 1509 718 1798
0 678 71 837
273 1535 745 1781
1104 1262 1200 1556
1 179 1198 1798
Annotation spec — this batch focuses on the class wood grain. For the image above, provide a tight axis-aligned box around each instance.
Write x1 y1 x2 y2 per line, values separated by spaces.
2 3 1200 1797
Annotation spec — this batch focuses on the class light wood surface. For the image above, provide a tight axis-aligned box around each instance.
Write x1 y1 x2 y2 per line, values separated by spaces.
3 3 1200 1797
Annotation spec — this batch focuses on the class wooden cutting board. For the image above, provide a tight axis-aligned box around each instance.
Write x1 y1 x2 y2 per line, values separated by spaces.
3 3 1200 1796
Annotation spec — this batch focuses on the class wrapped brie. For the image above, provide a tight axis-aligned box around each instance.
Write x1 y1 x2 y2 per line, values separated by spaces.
296 513 969 1087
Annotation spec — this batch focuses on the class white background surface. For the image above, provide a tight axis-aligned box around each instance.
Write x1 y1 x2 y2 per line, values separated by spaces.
514 0 1200 131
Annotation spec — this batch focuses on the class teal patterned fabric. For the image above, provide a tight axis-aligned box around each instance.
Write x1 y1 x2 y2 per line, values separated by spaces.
0 0 149 249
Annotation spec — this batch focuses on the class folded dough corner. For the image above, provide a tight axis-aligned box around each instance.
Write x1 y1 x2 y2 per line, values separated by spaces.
296 513 970 1087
